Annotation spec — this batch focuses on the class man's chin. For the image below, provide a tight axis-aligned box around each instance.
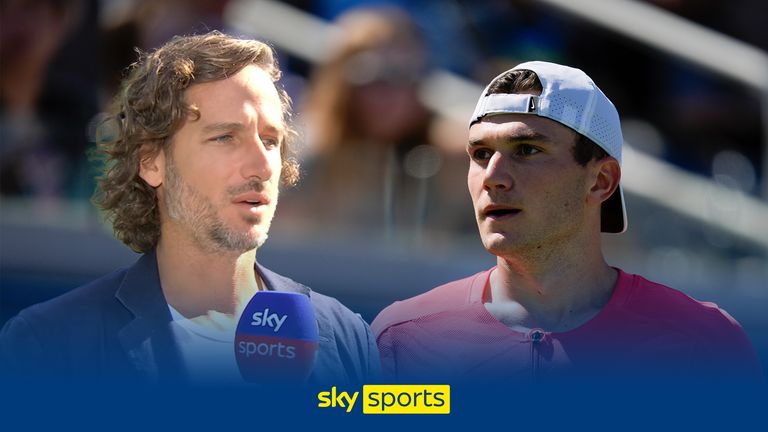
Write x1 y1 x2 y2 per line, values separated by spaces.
252 232 269 249
236 228 269 250
481 232 520 256
206 224 269 253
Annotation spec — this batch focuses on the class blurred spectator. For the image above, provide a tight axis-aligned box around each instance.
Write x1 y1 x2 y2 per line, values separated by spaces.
454 0 569 81
0 0 98 198
304 0 480 75
100 0 229 101
277 6 473 244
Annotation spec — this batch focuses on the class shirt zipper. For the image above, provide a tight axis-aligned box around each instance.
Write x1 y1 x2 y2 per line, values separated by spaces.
528 328 546 382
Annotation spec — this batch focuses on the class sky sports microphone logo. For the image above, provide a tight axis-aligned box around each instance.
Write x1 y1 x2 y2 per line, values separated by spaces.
317 385 450 414
235 291 319 382
250 307 287 332
238 308 294 358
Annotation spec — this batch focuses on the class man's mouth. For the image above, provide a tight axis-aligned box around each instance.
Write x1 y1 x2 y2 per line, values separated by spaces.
482 205 521 220
233 192 270 207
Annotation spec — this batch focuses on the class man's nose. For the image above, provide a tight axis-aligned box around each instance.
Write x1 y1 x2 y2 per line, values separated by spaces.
482 153 514 191
240 136 275 181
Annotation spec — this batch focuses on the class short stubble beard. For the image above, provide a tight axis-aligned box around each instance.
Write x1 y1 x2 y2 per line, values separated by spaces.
163 155 272 254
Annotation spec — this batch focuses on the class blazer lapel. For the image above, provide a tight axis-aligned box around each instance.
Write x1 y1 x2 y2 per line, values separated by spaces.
115 251 185 383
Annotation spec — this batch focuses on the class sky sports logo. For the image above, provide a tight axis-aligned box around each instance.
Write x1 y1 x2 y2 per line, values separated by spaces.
250 308 287 332
317 385 450 414
235 292 319 383
237 308 295 358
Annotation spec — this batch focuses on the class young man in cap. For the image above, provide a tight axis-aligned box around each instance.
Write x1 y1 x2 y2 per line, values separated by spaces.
372 61 762 383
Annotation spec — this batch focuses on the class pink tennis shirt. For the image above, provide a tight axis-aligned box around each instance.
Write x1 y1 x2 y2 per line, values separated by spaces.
372 268 762 383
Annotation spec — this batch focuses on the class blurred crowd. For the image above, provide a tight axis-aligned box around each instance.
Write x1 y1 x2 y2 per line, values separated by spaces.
277 7 472 244
1 0 766 250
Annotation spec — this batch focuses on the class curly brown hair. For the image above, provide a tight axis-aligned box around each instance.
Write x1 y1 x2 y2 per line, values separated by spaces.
93 31 300 253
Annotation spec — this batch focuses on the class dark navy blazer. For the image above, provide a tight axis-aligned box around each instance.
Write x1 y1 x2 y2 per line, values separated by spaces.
0 251 380 385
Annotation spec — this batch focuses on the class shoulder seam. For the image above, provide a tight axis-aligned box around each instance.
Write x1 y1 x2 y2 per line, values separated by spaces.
372 269 492 338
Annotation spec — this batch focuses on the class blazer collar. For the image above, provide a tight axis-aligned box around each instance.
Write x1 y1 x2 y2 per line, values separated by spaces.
256 262 308 295
256 262 334 345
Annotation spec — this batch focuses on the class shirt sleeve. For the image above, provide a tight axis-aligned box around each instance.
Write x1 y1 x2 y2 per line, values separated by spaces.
375 326 399 381
708 310 765 381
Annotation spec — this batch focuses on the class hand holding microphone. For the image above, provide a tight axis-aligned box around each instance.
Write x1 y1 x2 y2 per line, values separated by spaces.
235 291 319 383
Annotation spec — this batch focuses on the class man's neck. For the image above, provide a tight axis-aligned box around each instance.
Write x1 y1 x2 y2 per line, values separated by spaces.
156 235 259 320
486 240 617 333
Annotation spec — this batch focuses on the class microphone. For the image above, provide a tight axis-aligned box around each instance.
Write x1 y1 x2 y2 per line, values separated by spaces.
235 291 319 383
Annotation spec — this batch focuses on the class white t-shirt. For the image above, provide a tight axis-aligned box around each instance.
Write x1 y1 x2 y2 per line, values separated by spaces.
168 304 243 384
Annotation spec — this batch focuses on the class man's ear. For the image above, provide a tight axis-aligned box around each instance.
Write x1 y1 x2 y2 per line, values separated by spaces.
589 157 621 205
138 145 165 188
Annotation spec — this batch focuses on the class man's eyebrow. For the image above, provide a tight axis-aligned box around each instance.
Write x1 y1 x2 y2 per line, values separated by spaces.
260 123 285 136
467 137 484 147
504 131 553 144
200 122 286 136
468 131 553 147
201 122 245 134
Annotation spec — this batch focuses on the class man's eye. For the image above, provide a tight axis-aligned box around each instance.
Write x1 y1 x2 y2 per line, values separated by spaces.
516 145 541 156
471 148 493 161
262 137 280 149
210 134 234 143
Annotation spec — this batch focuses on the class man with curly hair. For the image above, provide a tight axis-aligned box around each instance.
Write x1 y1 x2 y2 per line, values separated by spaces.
1 31 379 385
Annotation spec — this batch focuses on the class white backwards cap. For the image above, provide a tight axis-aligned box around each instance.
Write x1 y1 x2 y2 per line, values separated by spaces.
470 61 627 233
